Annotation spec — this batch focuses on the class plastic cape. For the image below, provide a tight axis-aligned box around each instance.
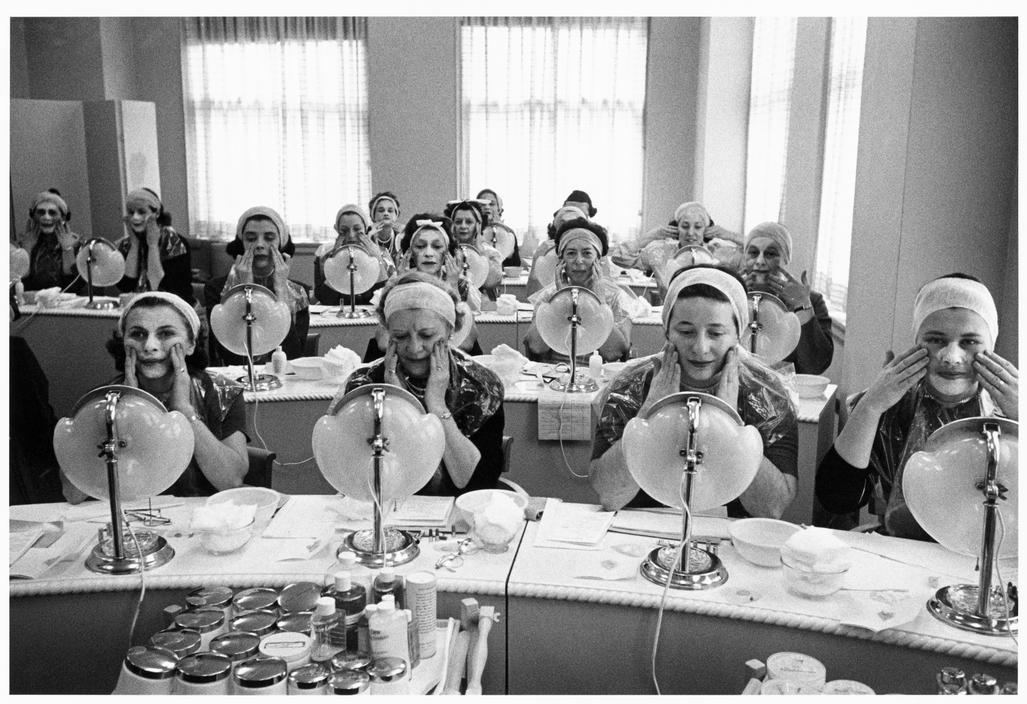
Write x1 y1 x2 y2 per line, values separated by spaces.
116 227 189 292
20 228 82 290
850 380 997 540
592 348 797 466
335 348 503 440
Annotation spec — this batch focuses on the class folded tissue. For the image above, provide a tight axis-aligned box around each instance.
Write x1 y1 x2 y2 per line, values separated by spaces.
324 345 361 378
488 344 528 388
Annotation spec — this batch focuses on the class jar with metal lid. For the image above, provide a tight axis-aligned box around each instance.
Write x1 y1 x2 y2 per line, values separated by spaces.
278 582 323 613
113 646 179 694
936 667 967 694
968 673 999 695
765 651 826 687
288 663 332 695
331 650 372 673
173 608 227 650
185 585 235 619
210 631 261 668
822 679 875 695
231 656 289 695
230 609 279 638
259 630 312 670
330 669 370 695
276 610 313 633
232 586 280 615
149 628 201 658
367 656 409 695
173 652 233 695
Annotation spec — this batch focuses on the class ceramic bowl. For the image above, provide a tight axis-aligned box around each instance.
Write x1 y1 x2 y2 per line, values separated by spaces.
290 357 328 380
792 374 830 398
206 486 281 533
728 518 801 567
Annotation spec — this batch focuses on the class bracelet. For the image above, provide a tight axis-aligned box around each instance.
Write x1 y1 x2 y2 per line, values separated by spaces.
793 304 813 313
436 410 453 421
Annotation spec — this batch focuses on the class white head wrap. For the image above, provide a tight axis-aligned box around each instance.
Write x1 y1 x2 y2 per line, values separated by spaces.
383 281 457 329
335 204 370 232
125 188 162 213
745 222 793 265
912 276 998 346
662 267 749 335
674 201 711 228
30 191 70 218
411 219 450 248
118 291 201 340
235 205 290 248
556 228 603 258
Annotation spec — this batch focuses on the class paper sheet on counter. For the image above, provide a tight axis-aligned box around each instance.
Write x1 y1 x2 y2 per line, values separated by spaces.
609 507 731 541
9 525 95 579
534 500 615 549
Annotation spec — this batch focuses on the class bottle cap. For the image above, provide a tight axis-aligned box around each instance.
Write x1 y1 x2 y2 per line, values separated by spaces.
315 596 336 616
331 669 370 695
275 610 313 634
379 567 394 580
338 551 357 569
287 663 331 690
365 604 378 616
233 657 288 688
229 609 278 637
278 582 322 613
124 646 179 680
334 571 352 591
210 631 261 662
378 594 395 611
175 653 232 684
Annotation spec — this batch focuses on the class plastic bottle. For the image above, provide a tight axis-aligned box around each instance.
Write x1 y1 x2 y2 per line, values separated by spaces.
271 346 287 376
588 350 603 381
309 596 344 664
357 603 377 654
404 608 420 669
336 550 373 596
373 568 403 609
322 571 367 652
368 595 409 664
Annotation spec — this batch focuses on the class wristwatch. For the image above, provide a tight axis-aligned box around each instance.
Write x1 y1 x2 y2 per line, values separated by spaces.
436 410 453 421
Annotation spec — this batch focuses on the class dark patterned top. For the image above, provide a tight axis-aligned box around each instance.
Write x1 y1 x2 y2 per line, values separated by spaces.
339 350 505 495
592 354 798 517
116 227 195 304
21 230 84 293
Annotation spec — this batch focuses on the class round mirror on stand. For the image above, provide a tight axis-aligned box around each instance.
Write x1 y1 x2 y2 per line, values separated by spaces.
483 222 517 261
209 283 291 391
457 244 491 291
10 244 30 282
313 384 446 567
534 285 614 392
623 392 763 589
739 292 801 365
323 243 380 318
53 385 195 574
904 416 1018 636
75 238 126 310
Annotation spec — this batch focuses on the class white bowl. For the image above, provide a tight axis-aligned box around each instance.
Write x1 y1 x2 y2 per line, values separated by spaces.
792 374 830 398
781 553 849 597
197 519 255 555
728 518 801 567
290 357 327 380
206 486 281 533
454 489 528 526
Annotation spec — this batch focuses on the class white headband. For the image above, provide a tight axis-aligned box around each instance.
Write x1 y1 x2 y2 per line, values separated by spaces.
412 220 450 248
118 291 201 340
383 282 456 328
662 267 749 334
913 277 998 345
557 228 603 257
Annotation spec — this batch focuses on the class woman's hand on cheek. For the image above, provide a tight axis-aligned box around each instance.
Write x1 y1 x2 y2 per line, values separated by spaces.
863 344 928 415
640 342 680 416
715 346 740 406
124 345 139 387
384 339 402 387
145 214 161 247
168 343 194 414
425 341 450 412
973 350 1018 420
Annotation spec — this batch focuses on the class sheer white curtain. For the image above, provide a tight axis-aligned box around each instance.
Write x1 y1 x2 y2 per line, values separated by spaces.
181 17 370 243
813 18 868 319
460 17 648 246
743 17 797 234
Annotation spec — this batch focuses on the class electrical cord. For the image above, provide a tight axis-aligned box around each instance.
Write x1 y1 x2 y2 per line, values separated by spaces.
650 473 692 695
994 508 1017 646
123 516 148 646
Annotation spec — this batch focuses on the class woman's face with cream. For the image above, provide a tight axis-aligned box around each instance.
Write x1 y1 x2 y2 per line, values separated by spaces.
916 307 991 400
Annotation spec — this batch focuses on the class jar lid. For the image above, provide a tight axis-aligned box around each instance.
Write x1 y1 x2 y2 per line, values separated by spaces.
969 673 999 694
233 656 288 688
149 629 201 657
175 652 232 683
124 646 179 680
230 609 278 636
259 631 312 663
287 663 331 689
174 608 225 633
367 656 408 682
185 585 234 609
232 587 280 613
209 631 261 661
275 610 313 633
766 651 826 686
330 650 372 672
823 679 876 695
331 669 370 694
278 582 322 612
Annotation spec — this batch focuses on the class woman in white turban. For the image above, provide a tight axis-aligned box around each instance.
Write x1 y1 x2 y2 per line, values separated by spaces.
816 274 1018 540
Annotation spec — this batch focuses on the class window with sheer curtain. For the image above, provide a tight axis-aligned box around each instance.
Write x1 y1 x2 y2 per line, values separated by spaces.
743 17 797 234
460 17 648 246
181 17 370 243
812 17 868 320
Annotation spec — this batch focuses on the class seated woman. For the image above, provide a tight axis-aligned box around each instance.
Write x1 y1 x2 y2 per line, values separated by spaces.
741 222 833 374
590 264 798 518
525 204 588 297
314 204 395 306
815 274 1017 541
363 214 483 361
523 218 634 363
610 201 741 273
15 189 85 293
476 188 522 269
204 206 310 366
367 191 404 267
443 199 504 297
60 291 248 503
333 272 506 496
116 188 194 304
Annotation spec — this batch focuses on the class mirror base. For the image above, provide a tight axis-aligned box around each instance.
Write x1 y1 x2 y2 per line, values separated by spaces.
640 544 727 590
340 528 420 568
85 530 174 575
927 584 1018 636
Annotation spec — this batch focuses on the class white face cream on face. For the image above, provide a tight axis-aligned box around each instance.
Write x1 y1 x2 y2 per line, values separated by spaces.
916 307 990 400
